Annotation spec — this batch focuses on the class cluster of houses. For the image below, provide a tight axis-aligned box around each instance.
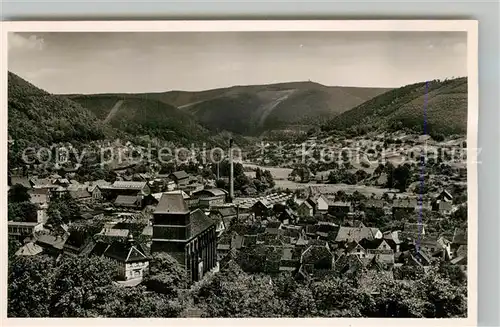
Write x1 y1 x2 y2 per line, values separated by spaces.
299 187 455 220
8 166 466 286
8 168 245 284
215 187 466 281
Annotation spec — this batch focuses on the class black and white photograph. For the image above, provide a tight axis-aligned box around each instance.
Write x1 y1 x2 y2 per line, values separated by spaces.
2 20 478 324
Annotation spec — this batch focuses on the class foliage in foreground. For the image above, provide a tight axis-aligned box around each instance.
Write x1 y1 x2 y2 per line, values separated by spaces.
190 261 467 318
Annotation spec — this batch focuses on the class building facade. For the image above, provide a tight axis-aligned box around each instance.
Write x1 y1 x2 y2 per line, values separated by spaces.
152 193 217 283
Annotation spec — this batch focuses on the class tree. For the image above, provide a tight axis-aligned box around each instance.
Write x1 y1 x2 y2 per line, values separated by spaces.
385 162 395 188
393 165 411 192
374 278 427 317
374 163 385 176
419 268 467 318
451 205 467 224
8 255 56 317
50 256 119 317
311 276 371 317
8 201 38 222
286 197 299 211
98 285 183 318
193 262 282 317
355 169 369 183
8 237 21 260
350 190 366 203
143 253 188 297
8 184 31 203
215 178 228 190
335 190 347 202
272 273 317 317
47 193 81 225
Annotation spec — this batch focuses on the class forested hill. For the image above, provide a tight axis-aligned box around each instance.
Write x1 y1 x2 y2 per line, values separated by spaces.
70 81 390 137
8 72 113 147
320 77 468 138
68 94 212 145
8 73 242 150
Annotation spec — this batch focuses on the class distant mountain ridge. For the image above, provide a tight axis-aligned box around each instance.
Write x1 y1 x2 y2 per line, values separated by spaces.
321 77 468 137
67 81 390 137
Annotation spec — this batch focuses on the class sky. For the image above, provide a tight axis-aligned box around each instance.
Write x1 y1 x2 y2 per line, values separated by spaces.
8 31 467 94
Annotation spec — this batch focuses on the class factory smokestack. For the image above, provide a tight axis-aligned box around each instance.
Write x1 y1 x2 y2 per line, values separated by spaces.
229 138 234 203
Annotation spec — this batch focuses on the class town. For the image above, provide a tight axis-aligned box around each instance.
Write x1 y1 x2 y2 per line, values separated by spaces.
7 29 470 319
8 132 468 318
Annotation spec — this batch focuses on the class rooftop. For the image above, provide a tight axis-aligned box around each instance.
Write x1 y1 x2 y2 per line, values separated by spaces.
190 209 216 238
194 188 227 197
104 241 149 263
170 171 189 180
111 181 147 190
114 195 140 206
154 193 190 214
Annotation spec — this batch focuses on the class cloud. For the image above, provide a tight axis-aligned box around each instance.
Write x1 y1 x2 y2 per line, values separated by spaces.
9 33 45 52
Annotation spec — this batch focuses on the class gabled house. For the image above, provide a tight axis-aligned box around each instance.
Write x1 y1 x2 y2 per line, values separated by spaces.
53 178 70 187
192 188 227 208
432 200 453 215
217 231 244 263
69 189 92 202
252 200 272 219
110 181 151 197
400 223 426 241
104 236 150 281
401 249 432 267
31 178 57 191
366 252 395 271
416 236 452 261
15 242 44 256
327 201 352 218
52 185 69 199
334 226 383 243
33 231 69 257
279 246 302 272
297 201 314 218
360 238 392 251
451 227 467 257
169 171 190 189
299 241 334 275
278 208 297 225
88 184 103 201
436 190 453 202
29 188 50 206
361 199 388 216
210 206 238 235
345 241 367 258
114 195 143 210
334 253 365 278
63 230 97 257
307 194 329 214
315 221 339 241
383 230 402 252
279 225 305 244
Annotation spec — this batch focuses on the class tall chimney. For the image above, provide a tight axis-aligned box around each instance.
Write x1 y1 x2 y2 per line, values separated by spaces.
229 138 234 203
